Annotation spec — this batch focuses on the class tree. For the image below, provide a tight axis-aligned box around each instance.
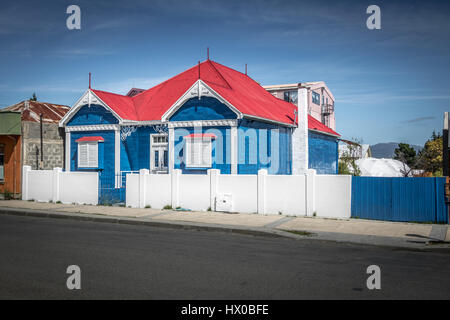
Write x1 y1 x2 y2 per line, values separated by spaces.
417 132 443 176
30 93 37 101
393 143 416 177
338 139 362 176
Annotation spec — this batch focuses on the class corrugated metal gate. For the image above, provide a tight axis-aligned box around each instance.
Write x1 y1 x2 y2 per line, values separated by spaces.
98 171 137 205
351 177 449 223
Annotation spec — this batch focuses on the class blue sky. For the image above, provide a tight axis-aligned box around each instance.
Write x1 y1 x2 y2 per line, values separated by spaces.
0 0 449 146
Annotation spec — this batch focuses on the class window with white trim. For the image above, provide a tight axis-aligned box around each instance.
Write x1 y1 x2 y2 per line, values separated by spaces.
185 138 212 168
78 142 98 168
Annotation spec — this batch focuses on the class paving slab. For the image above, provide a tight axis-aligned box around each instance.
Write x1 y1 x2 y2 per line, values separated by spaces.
59 205 158 217
0 200 70 211
276 216 433 240
152 210 284 227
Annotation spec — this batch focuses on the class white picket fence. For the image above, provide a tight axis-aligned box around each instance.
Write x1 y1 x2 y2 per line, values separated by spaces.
22 166 98 205
126 169 352 219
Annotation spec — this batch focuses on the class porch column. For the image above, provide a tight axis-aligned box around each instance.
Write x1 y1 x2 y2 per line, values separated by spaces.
65 130 71 172
168 127 174 174
115 128 120 187
230 126 238 174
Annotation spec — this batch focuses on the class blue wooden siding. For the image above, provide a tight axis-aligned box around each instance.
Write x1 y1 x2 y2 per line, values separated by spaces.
173 126 231 174
351 177 449 223
67 104 119 126
70 131 115 172
237 120 291 175
120 126 155 171
308 131 338 174
170 97 237 121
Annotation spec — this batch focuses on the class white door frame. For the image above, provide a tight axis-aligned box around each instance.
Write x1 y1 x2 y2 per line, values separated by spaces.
150 134 169 173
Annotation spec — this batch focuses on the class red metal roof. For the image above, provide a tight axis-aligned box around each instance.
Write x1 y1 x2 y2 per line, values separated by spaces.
75 136 105 142
184 133 217 139
4 100 70 123
90 60 340 136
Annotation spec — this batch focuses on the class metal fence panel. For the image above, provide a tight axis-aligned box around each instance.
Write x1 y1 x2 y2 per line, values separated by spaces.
351 177 448 224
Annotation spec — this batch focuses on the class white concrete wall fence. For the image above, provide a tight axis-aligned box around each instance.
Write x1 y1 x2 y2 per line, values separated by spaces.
22 165 98 205
126 169 352 219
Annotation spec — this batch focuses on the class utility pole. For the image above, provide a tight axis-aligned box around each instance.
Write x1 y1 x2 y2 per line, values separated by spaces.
444 112 449 176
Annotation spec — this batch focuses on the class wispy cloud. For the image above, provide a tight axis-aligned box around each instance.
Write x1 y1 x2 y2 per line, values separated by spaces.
402 116 436 124
96 76 170 94
51 48 118 58
338 93 450 104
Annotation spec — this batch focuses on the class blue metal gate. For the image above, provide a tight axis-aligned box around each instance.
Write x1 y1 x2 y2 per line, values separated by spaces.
98 171 137 205
351 177 448 223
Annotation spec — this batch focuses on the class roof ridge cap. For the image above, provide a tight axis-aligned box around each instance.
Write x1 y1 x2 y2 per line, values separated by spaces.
204 60 232 90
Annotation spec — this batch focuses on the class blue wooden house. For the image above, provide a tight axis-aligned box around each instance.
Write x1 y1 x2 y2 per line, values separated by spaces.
59 60 340 202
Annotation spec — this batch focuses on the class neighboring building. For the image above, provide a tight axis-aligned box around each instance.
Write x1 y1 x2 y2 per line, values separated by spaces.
0 111 21 198
339 140 372 159
263 82 336 131
0 100 70 198
59 60 340 192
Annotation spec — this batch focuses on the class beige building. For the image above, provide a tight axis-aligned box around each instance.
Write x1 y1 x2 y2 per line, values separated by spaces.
263 82 336 131
3 100 70 170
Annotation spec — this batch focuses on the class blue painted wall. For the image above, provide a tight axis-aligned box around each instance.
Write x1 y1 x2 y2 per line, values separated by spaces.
170 97 237 121
173 126 231 174
120 126 157 172
70 130 115 172
308 131 338 174
237 119 291 175
67 104 119 126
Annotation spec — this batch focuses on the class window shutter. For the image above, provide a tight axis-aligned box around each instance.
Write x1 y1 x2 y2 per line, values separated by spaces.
185 138 212 167
201 140 211 166
79 143 88 167
88 142 98 167
78 142 98 168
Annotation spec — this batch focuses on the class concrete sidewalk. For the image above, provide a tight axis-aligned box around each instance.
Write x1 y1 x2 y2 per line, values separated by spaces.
0 200 448 249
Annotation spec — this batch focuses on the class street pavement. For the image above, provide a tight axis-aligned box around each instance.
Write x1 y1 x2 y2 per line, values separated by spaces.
0 200 448 249
0 213 449 299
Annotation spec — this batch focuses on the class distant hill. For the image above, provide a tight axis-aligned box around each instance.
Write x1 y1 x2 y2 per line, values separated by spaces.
370 143 423 159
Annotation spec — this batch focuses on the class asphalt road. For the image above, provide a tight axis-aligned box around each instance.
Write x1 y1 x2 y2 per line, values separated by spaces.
0 213 449 299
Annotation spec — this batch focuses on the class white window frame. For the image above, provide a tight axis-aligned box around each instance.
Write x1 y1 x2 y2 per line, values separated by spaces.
185 137 213 168
77 141 99 168
150 134 168 172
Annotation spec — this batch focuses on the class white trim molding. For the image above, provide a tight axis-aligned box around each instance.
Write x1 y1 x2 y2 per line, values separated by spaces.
65 124 120 132
161 80 243 122
168 119 238 129
65 131 71 172
242 114 296 128
114 129 120 187
230 126 238 174
59 89 124 127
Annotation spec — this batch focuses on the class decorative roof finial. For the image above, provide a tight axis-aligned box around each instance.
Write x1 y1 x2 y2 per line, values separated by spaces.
207 47 210 60
89 72 91 89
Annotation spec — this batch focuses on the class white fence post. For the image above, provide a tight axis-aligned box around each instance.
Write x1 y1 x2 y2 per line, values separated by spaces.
139 169 149 208
52 167 62 203
171 169 181 209
208 169 220 211
306 169 316 216
257 169 267 214
22 165 31 200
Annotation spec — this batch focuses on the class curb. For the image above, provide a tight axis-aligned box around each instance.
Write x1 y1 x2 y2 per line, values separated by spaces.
1 206 448 251
0 206 300 240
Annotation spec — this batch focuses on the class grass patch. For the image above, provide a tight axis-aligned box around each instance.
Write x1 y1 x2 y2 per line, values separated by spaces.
145 205 151 209
163 205 172 210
